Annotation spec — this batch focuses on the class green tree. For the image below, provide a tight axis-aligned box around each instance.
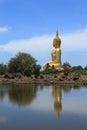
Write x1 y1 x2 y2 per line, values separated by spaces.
45 63 50 70
84 66 87 70
33 64 41 76
0 63 7 75
71 65 83 74
62 62 71 75
8 52 37 76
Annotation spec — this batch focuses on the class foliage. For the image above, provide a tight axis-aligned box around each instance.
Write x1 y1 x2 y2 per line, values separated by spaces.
62 62 71 68
13 73 22 78
84 66 87 71
33 64 41 76
62 62 71 75
42 67 60 75
40 75 44 79
8 52 40 76
45 63 50 70
1 52 87 77
71 65 83 71
71 65 84 74
0 63 7 75
83 80 87 86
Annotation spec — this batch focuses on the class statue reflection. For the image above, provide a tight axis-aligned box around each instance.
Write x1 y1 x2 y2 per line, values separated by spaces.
8 84 38 106
52 85 62 119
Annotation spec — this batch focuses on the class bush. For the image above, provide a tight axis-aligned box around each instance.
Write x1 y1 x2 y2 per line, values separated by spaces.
83 80 87 86
62 62 71 75
8 52 41 76
40 75 44 79
13 73 22 78
0 63 7 75
84 66 87 71
71 65 84 74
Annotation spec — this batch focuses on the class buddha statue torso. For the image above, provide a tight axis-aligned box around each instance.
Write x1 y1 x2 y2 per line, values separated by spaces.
51 48 61 63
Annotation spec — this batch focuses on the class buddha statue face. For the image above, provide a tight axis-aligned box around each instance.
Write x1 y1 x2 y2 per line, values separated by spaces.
53 40 60 48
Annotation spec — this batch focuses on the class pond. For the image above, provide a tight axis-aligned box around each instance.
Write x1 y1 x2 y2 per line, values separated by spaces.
0 84 87 130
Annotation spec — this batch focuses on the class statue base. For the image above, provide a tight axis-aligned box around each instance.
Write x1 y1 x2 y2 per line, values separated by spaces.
43 62 62 70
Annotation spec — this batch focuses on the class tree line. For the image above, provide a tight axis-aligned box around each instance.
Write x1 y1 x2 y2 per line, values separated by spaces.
0 52 87 77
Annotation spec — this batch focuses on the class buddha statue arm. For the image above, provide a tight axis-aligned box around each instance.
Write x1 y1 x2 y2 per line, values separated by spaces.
51 50 56 61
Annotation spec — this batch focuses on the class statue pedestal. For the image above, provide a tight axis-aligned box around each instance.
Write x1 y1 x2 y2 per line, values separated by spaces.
43 62 62 70
49 63 61 70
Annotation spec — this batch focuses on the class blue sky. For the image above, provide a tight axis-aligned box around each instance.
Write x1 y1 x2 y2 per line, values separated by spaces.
0 0 87 67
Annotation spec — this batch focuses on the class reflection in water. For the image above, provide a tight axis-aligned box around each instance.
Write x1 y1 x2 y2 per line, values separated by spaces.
0 85 9 102
62 85 72 93
52 85 62 118
0 84 38 106
0 90 4 101
52 85 80 118
0 84 87 130
8 84 38 106
0 84 85 112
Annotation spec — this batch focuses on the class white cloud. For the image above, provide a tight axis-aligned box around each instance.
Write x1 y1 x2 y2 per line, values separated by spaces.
0 26 9 32
0 28 87 54
62 28 87 51
0 35 53 53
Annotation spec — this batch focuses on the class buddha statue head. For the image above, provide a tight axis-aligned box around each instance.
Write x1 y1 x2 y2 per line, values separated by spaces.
53 31 61 48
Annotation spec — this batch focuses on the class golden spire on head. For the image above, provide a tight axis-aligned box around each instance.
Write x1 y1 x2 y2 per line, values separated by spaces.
56 30 58 37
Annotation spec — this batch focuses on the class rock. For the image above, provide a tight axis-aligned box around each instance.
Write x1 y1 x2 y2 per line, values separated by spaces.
73 74 80 81
4 73 14 79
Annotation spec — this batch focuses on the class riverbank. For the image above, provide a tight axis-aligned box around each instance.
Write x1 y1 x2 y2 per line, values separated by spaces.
0 74 87 85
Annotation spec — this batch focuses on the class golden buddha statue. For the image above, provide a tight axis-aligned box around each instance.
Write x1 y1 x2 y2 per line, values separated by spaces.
43 31 62 70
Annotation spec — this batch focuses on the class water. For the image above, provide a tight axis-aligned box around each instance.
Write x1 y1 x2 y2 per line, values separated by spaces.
0 84 87 130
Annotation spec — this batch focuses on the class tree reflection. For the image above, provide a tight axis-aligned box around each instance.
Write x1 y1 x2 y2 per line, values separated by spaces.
0 86 9 101
8 84 38 106
0 89 4 101
52 85 62 119
62 85 72 93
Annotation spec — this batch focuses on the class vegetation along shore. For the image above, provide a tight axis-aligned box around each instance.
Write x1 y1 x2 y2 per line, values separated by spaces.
0 52 87 86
